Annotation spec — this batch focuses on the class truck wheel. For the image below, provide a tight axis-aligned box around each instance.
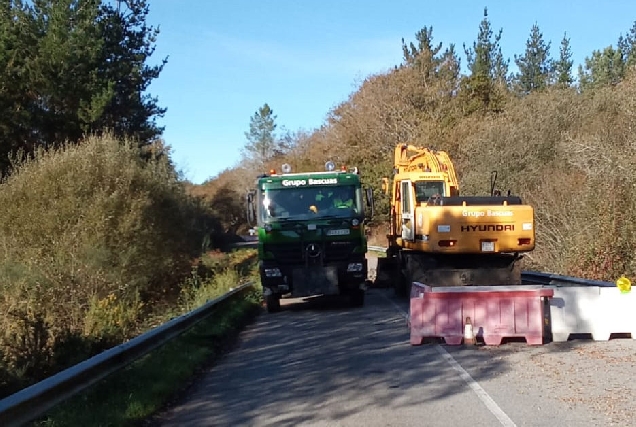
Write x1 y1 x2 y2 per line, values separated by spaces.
265 294 281 313
350 289 365 307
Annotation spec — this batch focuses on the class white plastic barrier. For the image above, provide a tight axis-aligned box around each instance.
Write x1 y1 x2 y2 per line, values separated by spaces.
548 286 636 342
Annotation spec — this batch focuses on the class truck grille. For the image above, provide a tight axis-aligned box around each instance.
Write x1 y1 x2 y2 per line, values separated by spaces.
264 241 355 264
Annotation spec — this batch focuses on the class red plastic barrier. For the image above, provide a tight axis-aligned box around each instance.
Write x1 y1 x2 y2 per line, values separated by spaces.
409 282 554 346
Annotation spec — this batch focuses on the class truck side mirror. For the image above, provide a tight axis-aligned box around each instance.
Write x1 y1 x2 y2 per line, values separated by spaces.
246 191 256 225
365 187 375 218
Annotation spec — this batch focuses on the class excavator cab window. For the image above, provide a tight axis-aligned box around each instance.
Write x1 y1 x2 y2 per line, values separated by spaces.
414 181 445 204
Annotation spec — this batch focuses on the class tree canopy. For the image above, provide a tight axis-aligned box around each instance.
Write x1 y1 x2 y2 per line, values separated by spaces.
242 103 295 169
0 0 166 175
513 23 552 94
461 7 509 112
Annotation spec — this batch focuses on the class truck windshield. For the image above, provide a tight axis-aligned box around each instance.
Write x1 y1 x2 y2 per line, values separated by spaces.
261 185 362 221
415 181 445 203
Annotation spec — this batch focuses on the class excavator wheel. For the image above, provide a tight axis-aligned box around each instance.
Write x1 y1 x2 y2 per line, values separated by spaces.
395 268 409 297
394 251 413 297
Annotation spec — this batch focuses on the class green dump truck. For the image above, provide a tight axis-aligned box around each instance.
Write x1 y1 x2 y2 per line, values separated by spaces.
246 161 375 312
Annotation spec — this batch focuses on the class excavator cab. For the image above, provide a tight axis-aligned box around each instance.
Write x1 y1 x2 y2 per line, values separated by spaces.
415 181 445 204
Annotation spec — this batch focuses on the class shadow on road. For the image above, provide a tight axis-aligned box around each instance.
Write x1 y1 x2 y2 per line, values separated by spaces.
152 288 529 426
280 294 361 312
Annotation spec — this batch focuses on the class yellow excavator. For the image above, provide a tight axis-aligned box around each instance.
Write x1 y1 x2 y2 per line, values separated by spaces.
381 143 536 295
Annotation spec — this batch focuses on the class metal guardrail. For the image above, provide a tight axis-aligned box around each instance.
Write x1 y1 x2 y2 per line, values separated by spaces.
0 282 256 427
228 241 258 249
365 245 615 288
520 271 615 287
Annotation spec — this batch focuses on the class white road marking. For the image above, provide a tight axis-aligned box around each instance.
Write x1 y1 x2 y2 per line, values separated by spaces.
377 290 517 427
435 345 517 427
382 292 410 321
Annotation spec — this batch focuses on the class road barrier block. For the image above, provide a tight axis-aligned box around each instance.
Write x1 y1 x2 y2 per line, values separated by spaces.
548 286 636 342
409 282 554 346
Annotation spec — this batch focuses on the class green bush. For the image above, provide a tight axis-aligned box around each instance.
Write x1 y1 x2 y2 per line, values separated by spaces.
0 134 211 394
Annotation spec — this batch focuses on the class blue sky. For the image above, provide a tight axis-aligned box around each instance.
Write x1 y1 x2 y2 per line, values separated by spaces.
145 0 636 184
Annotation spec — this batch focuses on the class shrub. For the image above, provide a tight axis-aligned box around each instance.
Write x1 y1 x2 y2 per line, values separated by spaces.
0 134 210 389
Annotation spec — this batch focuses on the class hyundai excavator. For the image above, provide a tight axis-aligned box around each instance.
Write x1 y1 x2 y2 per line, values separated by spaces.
381 144 535 296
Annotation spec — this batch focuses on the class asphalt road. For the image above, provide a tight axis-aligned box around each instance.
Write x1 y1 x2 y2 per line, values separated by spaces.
149 285 636 427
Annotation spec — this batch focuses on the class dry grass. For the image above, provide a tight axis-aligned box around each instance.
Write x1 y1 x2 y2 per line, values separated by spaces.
180 249 258 312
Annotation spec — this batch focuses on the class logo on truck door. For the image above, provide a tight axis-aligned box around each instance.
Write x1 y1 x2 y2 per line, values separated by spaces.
461 224 515 232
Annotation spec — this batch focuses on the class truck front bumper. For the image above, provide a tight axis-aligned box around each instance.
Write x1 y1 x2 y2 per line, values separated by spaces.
260 258 368 296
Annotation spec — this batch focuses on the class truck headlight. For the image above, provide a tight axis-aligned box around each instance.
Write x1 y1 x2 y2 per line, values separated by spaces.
347 263 363 272
264 268 282 277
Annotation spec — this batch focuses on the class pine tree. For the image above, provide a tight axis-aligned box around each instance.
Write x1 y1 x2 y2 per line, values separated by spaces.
29 0 105 144
401 26 443 80
513 23 552 94
492 46 510 86
438 43 461 94
554 33 574 88
461 7 509 112
95 0 167 145
0 0 36 172
577 21 636 89
617 21 636 69
401 26 461 101
464 8 494 79
243 103 278 167
578 46 624 90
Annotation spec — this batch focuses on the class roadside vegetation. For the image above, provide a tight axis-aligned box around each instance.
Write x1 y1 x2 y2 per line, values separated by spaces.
33 285 262 427
0 0 261 400
200 9 636 283
0 135 259 399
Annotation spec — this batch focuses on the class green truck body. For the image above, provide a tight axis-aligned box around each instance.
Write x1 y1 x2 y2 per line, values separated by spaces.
247 163 374 312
